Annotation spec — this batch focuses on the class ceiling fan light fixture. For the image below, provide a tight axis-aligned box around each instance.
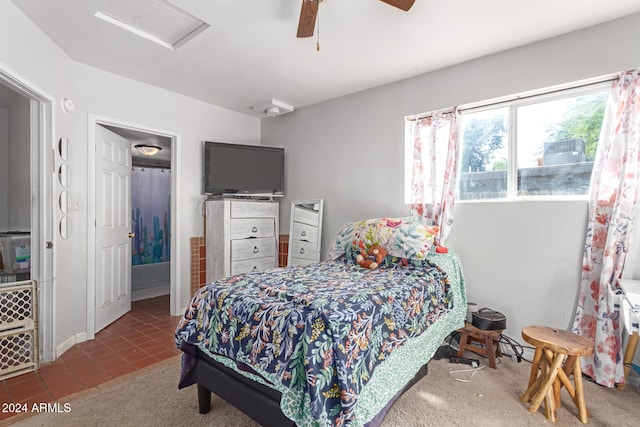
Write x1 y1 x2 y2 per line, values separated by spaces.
265 106 281 117
135 144 162 156
255 99 294 117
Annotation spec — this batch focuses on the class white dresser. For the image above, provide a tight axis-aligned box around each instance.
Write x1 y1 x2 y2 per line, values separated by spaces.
288 200 323 267
205 199 279 282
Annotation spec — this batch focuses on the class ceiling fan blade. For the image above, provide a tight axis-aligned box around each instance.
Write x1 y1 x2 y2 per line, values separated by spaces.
297 0 318 38
379 0 416 11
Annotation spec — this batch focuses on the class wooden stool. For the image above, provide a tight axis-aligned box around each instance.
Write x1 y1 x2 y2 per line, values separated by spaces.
520 326 594 424
457 322 503 368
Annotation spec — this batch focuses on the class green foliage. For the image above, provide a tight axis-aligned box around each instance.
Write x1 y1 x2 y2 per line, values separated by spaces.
545 92 607 161
460 111 507 172
492 159 507 171
460 91 606 173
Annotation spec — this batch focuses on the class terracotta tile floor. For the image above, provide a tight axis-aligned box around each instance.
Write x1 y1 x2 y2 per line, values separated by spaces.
0 295 182 424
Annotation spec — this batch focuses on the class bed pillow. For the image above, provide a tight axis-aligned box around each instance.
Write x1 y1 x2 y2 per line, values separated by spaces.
329 217 437 263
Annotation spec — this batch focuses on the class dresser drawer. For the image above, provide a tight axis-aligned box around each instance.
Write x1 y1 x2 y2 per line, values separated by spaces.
293 206 319 226
231 201 278 218
290 239 317 261
231 237 276 261
291 221 318 245
231 257 277 276
230 218 275 239
289 257 315 267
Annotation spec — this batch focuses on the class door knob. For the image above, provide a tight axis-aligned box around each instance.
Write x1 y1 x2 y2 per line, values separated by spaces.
128 233 136 238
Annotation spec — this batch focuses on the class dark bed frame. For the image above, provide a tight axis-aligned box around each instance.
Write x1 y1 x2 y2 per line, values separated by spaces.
186 348 429 427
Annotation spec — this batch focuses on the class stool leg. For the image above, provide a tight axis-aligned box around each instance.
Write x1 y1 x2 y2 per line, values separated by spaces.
521 347 543 403
564 355 577 375
546 350 562 410
457 331 470 358
528 347 543 388
485 336 497 368
529 353 566 414
556 361 576 407
554 363 592 419
541 351 558 421
539 353 552 418
573 358 589 424
544 386 557 422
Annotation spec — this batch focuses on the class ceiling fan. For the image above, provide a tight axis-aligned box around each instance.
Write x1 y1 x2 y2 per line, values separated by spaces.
296 0 416 38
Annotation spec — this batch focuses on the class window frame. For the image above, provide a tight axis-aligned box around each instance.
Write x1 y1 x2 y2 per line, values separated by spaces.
456 81 612 202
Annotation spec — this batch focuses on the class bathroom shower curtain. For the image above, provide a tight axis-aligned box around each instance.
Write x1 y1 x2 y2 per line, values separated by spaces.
131 167 171 265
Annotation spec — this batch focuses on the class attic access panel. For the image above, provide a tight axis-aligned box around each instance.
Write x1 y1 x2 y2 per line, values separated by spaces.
96 0 209 50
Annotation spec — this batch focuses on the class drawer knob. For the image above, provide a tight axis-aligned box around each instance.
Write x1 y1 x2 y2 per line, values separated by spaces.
251 226 258 233
252 266 258 271
299 248 305 254
253 246 259 253
301 230 306 237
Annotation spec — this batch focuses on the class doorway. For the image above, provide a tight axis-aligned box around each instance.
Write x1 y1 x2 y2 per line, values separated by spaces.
87 115 179 339
101 124 172 303
0 69 54 362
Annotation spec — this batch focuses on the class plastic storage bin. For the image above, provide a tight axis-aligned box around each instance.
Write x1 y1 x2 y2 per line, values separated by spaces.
0 233 30 274
0 272 17 283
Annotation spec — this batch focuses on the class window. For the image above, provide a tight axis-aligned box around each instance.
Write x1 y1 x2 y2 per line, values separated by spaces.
458 83 609 200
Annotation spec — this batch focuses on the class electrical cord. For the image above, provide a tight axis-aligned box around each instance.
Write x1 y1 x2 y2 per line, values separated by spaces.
441 331 487 382
498 333 534 363
447 329 534 364
624 362 640 375
448 363 486 383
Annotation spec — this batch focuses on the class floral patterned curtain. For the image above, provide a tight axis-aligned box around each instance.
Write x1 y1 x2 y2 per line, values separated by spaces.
573 70 640 388
409 109 459 246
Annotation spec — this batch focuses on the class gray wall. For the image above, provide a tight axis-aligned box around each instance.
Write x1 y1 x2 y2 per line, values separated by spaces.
262 13 640 353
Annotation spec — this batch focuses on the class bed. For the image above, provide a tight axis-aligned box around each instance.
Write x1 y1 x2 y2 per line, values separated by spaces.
175 217 466 427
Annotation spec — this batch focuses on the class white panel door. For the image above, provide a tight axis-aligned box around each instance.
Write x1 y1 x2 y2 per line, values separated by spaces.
95 125 132 332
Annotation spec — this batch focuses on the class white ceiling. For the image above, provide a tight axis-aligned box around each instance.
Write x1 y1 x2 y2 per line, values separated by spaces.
10 0 640 118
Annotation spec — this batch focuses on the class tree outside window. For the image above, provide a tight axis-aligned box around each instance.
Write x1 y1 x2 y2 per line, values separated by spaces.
458 85 609 200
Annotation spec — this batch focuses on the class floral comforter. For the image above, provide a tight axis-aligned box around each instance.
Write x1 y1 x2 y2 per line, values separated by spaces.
175 256 459 427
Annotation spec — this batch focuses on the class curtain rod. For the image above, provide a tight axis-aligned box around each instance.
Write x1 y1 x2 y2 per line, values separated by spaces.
407 72 620 121
458 73 619 114
406 107 456 122
132 165 171 170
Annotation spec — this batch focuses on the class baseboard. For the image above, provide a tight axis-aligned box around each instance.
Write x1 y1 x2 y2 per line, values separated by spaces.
55 335 76 358
75 331 88 344
132 286 169 301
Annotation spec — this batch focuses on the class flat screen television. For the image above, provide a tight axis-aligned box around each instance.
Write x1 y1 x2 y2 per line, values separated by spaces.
203 141 285 197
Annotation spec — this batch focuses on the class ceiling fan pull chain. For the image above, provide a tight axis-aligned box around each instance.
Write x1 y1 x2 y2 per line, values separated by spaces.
316 2 320 51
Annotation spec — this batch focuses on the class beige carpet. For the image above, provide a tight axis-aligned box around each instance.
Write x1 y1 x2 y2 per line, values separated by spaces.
5 355 640 427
